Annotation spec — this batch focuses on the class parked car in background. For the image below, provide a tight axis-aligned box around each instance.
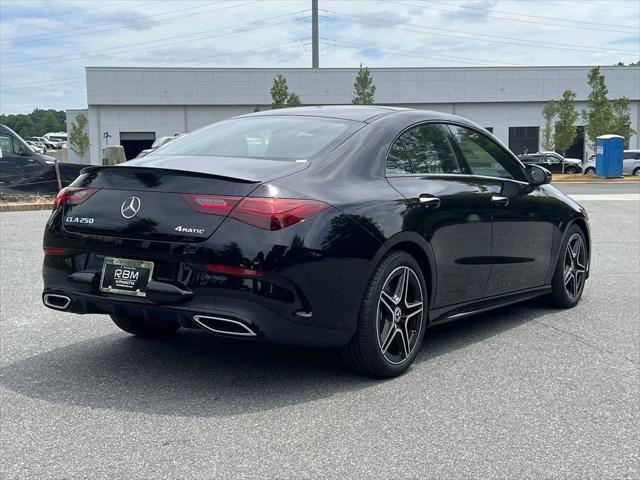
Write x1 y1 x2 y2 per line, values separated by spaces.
518 151 583 174
44 132 68 149
135 135 178 158
25 140 46 154
25 136 55 150
582 150 640 175
0 125 83 195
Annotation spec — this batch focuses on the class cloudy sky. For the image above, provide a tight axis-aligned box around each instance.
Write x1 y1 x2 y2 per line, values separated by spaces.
1 0 638 113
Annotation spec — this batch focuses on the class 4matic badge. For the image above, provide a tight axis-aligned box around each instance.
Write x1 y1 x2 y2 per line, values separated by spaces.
174 225 206 235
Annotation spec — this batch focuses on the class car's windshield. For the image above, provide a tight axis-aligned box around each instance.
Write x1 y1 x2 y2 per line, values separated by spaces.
155 116 360 160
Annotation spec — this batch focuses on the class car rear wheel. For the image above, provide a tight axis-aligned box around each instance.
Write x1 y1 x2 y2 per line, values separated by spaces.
548 225 587 308
341 251 427 378
110 313 180 337
633 167 640 176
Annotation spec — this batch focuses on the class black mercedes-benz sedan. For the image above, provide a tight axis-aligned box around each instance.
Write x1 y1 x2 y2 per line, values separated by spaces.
42 106 590 377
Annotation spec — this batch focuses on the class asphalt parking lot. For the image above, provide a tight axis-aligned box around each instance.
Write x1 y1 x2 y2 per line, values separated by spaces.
1 182 638 479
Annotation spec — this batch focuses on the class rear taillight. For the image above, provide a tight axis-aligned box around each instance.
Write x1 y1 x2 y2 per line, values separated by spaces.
183 195 241 215
184 195 330 231
206 264 263 277
54 187 97 208
43 246 66 255
232 197 329 231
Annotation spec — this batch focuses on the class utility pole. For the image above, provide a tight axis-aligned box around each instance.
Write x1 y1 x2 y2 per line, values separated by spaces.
312 0 319 68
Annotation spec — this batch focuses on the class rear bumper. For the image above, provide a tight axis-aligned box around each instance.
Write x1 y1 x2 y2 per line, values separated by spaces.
42 203 381 347
42 286 353 347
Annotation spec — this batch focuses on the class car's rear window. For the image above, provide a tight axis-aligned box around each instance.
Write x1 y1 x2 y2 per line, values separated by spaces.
154 116 360 160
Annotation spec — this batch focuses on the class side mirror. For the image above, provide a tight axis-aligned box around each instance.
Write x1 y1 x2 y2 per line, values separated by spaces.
18 147 31 156
526 164 551 186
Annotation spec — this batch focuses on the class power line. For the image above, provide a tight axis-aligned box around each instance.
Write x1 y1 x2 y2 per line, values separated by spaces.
387 0 638 34
321 38 521 66
323 10 638 55
424 0 638 31
160 38 311 67
2 11 310 69
1 40 311 90
1 1 258 46
1 1 220 43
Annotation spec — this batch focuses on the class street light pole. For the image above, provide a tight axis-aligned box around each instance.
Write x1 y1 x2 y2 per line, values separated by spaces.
312 0 319 68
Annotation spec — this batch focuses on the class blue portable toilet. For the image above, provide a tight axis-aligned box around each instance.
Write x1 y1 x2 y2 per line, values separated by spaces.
595 134 624 177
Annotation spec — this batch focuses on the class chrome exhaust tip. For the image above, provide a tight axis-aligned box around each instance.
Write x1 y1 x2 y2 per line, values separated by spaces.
193 315 257 337
43 294 72 311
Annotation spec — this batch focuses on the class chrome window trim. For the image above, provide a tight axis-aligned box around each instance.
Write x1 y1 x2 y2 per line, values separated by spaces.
385 172 530 186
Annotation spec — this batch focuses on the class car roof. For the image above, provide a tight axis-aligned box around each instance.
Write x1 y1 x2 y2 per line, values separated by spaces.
239 105 502 127
242 105 412 122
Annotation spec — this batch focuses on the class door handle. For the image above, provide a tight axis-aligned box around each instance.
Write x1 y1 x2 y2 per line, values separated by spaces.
419 195 441 209
491 194 509 207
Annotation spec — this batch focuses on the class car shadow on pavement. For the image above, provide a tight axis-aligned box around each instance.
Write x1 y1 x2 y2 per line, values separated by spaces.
0 299 554 417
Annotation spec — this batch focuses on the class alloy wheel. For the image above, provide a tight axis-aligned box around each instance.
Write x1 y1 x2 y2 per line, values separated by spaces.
563 233 586 300
377 266 424 365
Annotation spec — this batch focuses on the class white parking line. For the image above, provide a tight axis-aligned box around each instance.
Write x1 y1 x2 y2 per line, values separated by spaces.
568 194 640 201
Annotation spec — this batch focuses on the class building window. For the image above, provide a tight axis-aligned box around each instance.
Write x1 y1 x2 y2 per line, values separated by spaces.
508 126 539 155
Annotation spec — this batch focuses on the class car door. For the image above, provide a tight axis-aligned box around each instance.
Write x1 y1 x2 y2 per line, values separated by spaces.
0 133 26 187
385 122 492 308
543 153 563 173
0 134 48 189
622 151 639 175
447 124 554 297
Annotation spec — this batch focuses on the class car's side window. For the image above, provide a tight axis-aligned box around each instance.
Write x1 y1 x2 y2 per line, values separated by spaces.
385 141 413 174
447 125 526 181
0 134 14 155
391 123 463 175
545 155 561 165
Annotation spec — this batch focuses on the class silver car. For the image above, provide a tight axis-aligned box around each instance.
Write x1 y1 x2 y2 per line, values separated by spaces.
583 149 640 176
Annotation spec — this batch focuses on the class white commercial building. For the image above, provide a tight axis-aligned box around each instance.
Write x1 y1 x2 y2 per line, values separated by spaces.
68 65 640 164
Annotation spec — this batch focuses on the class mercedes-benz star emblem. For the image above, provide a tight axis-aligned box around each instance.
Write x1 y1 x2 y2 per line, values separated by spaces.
120 196 141 219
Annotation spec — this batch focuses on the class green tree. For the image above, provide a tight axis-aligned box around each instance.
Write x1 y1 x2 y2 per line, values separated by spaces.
610 97 636 147
583 66 614 147
352 64 376 104
41 110 61 134
68 114 90 162
270 74 301 109
541 100 557 151
0 108 66 136
554 90 579 159
286 92 301 107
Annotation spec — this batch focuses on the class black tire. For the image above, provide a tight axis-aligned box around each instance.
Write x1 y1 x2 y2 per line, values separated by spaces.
584 167 595 175
633 167 640 176
565 166 579 175
110 313 180 337
341 251 427 378
548 225 588 308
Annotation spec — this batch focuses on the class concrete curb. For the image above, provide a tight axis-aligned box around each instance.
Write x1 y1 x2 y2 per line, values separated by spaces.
0 203 54 212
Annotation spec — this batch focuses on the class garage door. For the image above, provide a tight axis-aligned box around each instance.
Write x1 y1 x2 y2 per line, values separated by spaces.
120 132 155 160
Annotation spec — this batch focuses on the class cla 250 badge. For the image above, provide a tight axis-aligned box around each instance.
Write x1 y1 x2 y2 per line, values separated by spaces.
65 216 94 224
175 225 206 234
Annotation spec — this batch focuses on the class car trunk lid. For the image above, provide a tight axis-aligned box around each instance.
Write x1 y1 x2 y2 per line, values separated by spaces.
61 157 308 242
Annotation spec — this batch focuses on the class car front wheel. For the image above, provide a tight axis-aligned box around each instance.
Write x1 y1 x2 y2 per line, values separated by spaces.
341 251 427 378
548 225 588 308
110 313 180 337
565 166 580 174
584 167 595 175
633 167 640 176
